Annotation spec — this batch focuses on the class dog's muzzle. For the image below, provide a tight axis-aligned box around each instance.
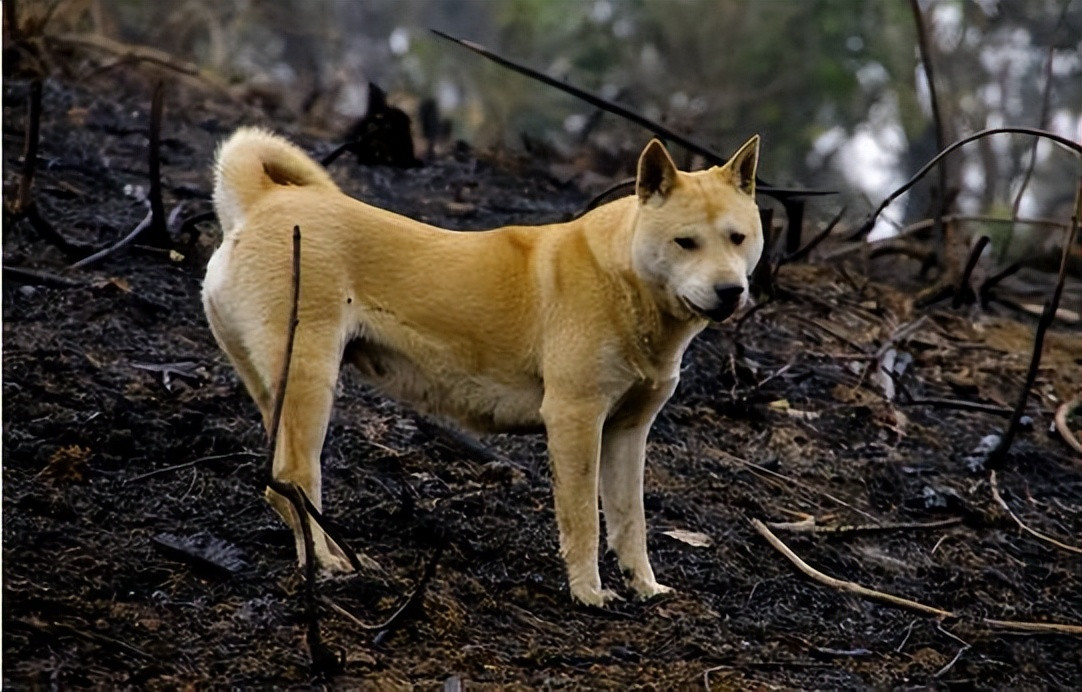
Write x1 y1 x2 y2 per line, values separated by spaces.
688 284 745 322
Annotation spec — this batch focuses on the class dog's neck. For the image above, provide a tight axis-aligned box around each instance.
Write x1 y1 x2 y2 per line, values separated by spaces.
578 198 706 380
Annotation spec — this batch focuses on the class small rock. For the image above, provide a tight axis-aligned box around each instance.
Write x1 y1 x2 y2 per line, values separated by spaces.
962 433 1001 472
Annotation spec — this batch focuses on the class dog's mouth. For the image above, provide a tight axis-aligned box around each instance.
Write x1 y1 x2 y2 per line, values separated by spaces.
681 297 739 323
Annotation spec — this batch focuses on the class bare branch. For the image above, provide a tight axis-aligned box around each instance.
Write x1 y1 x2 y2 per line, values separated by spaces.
847 128 1082 241
430 29 834 201
988 176 1080 469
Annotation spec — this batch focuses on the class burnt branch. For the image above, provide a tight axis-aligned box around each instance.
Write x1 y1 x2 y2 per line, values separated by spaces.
3 264 83 288
782 198 806 256
431 29 834 202
580 178 635 215
979 261 1022 306
15 79 42 215
988 177 1080 470
146 81 169 247
372 544 444 646
260 226 342 678
69 203 152 269
6 79 80 257
847 128 1082 241
777 206 846 270
951 235 990 308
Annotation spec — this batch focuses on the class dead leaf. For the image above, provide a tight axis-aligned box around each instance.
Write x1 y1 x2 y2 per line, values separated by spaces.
662 529 713 547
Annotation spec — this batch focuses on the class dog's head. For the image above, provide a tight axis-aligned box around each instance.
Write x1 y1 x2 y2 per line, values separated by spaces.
630 136 763 323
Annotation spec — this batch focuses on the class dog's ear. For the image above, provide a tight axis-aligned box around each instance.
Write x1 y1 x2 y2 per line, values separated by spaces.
723 135 759 196
637 139 680 206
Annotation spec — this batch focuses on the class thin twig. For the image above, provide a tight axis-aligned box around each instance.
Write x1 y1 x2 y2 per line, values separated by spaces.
373 544 444 645
753 518 952 617
719 452 882 524
1054 394 1082 457
846 128 1082 241
126 451 259 484
51 32 233 96
581 178 634 214
934 643 970 679
897 396 1015 418
752 518 1082 635
259 227 341 676
990 471 1082 555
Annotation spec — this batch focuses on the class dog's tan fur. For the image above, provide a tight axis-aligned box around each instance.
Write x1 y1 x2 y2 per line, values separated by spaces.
203 128 763 605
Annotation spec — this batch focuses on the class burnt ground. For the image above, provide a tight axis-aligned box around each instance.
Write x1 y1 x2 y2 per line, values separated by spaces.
3 74 1082 690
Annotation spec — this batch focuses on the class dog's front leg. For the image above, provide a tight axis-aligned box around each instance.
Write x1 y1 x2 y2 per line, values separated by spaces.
599 377 677 599
540 394 616 606
600 423 671 599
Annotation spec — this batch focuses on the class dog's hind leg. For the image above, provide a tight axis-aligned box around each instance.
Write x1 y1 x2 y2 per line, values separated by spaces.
262 336 359 574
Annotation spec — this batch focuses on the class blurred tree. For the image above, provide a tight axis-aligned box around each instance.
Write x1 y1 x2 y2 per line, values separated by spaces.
49 0 1079 235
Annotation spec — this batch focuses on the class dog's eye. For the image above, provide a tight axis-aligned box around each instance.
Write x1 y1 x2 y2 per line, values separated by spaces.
730 232 746 246
674 237 698 250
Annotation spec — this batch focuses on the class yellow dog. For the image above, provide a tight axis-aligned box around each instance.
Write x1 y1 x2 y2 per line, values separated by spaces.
203 128 763 605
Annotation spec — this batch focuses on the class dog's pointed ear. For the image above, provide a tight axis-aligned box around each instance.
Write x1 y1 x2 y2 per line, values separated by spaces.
637 139 680 206
724 135 760 196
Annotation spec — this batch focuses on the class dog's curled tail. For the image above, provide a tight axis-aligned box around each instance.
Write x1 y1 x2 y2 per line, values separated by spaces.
213 127 339 236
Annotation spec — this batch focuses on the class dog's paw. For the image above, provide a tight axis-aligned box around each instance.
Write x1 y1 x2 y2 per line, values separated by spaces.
631 579 674 600
571 586 624 608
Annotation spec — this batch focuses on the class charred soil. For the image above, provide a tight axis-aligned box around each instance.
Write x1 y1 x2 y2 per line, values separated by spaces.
3 76 1082 689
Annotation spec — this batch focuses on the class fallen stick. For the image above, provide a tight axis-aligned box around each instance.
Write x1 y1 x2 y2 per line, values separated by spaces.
752 518 1082 635
2 264 82 288
69 203 152 269
126 451 259 484
766 517 962 535
1053 394 1082 457
989 471 1082 555
752 518 950 617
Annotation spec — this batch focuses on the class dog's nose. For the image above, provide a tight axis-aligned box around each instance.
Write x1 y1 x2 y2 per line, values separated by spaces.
714 284 744 304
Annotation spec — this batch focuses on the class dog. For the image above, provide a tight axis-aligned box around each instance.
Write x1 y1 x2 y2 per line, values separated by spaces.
202 127 763 606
